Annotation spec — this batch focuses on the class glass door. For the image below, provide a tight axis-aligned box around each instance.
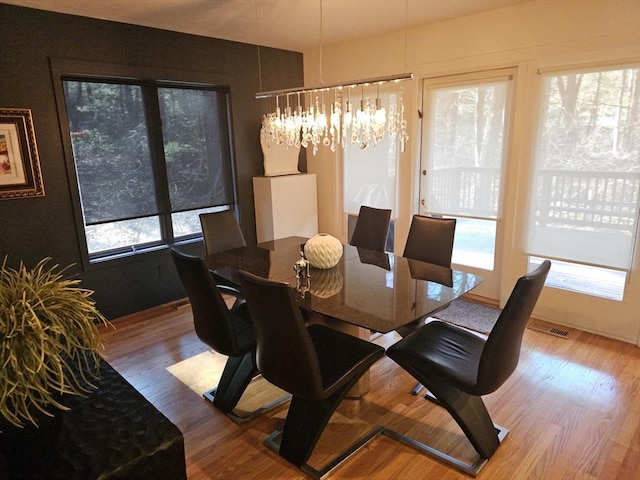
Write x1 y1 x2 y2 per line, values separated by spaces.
420 70 514 295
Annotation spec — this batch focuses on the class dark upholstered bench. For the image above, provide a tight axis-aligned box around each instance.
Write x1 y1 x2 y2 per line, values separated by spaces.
1 359 187 480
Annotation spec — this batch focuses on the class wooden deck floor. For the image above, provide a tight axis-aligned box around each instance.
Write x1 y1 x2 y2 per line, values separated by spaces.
98 301 640 480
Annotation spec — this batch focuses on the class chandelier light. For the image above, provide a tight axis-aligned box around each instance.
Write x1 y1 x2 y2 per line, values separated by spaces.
256 73 413 155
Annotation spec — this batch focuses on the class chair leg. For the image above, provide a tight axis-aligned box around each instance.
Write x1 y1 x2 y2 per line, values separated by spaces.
381 366 509 475
382 372 509 477
281 384 353 466
204 353 255 416
204 353 291 424
418 375 502 459
383 424 507 477
265 373 377 476
396 320 426 397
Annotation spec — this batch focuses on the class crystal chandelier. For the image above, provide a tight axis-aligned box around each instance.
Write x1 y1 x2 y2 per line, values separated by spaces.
256 73 413 155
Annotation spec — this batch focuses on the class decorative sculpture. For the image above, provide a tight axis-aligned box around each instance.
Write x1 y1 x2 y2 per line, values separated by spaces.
304 233 343 269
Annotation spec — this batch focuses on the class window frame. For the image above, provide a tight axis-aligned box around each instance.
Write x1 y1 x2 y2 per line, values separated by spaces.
52 59 238 270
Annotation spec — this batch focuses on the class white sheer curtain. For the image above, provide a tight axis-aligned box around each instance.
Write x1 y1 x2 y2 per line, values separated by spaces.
343 91 399 216
423 79 509 220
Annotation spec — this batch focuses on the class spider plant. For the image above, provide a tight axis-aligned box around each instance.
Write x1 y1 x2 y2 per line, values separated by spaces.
0 257 109 428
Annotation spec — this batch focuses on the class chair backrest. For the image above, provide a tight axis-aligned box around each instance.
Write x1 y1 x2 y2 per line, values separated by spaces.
237 270 325 400
171 248 247 356
349 205 391 252
200 210 246 256
476 260 551 394
403 215 456 267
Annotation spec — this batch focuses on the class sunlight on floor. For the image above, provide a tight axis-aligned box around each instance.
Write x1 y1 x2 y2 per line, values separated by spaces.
166 350 288 415
166 350 225 396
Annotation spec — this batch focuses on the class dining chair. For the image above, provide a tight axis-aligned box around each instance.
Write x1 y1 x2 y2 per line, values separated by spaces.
403 215 457 267
199 209 246 256
397 215 457 394
170 248 289 424
237 270 385 479
349 205 391 252
384 260 551 476
200 209 247 290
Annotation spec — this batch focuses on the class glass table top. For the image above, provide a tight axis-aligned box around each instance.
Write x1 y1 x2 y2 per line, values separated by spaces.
206 236 483 333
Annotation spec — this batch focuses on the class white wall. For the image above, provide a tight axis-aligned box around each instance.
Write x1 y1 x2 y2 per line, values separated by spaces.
302 0 640 344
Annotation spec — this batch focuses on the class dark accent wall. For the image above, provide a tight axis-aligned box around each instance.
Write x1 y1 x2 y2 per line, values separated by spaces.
0 4 304 318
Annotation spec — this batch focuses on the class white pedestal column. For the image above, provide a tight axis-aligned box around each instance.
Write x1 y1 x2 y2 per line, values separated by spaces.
253 174 318 243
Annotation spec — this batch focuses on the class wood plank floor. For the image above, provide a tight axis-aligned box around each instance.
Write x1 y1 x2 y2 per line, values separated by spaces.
98 300 640 480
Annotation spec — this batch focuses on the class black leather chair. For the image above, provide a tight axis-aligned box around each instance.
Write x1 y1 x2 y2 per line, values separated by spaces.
170 248 288 423
397 215 457 394
199 209 246 256
384 260 551 476
238 270 386 478
403 215 456 267
200 209 247 290
349 205 391 252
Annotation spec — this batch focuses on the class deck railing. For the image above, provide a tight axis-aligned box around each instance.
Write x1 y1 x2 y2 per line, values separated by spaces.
532 170 639 234
430 167 501 217
431 167 639 233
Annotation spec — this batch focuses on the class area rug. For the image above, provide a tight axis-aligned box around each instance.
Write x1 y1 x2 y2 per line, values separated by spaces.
166 350 288 415
431 298 501 334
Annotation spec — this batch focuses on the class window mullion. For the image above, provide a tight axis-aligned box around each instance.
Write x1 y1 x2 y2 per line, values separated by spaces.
142 85 174 242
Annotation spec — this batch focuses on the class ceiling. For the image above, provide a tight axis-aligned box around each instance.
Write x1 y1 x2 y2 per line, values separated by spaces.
3 0 533 52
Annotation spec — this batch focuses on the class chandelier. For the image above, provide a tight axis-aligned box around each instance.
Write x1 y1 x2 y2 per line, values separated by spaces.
256 73 413 155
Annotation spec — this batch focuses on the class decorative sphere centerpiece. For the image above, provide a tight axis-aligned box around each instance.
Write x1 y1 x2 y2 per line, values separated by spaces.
304 233 343 269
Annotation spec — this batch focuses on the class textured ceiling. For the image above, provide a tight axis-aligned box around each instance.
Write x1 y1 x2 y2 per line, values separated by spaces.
2 0 533 51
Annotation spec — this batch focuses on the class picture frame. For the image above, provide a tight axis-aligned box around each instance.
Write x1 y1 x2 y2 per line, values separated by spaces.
0 108 45 199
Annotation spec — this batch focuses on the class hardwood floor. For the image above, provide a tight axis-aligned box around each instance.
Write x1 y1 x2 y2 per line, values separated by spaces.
98 300 640 480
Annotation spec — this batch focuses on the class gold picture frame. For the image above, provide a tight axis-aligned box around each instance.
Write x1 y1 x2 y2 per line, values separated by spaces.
0 108 44 199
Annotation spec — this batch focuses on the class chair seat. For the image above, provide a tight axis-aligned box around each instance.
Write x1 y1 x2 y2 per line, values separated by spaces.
387 320 485 393
308 324 385 400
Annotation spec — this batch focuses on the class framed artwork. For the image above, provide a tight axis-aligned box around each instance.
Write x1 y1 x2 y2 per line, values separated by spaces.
0 108 45 199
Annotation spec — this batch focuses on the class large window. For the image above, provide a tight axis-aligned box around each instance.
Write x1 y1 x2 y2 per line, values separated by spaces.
526 66 640 300
62 78 235 262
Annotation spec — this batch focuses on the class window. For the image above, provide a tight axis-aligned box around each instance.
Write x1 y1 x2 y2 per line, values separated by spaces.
422 76 511 270
343 90 400 251
62 78 235 262
526 65 640 300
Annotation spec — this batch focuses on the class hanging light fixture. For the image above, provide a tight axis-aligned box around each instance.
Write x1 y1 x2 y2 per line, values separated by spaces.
256 0 413 155
258 75 413 155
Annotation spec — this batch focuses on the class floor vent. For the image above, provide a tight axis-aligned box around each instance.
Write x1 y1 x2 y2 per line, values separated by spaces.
528 321 569 339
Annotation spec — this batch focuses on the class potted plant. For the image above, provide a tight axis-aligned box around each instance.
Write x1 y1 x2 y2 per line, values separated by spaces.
0 257 109 476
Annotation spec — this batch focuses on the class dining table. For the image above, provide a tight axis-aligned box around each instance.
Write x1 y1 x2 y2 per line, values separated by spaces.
205 236 483 334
